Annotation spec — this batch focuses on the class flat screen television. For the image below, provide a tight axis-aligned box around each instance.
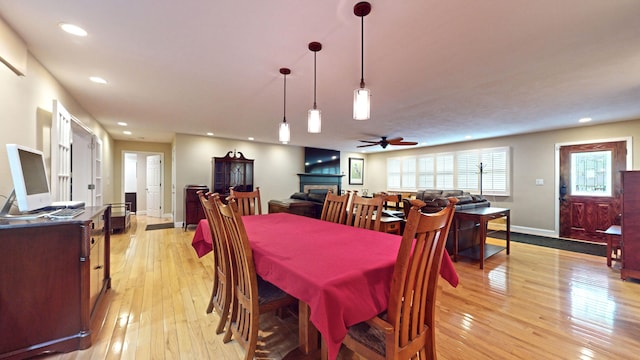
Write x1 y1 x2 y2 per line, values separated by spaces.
4 144 52 212
304 147 340 175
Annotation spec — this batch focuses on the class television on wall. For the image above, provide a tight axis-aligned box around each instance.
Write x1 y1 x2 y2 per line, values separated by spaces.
304 147 340 175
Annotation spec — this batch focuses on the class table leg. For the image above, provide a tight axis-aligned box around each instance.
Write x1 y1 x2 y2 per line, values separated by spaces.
479 218 487 269
298 301 319 354
506 211 510 255
453 218 459 262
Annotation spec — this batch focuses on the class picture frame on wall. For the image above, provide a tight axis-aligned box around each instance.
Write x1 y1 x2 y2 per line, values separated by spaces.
349 157 364 185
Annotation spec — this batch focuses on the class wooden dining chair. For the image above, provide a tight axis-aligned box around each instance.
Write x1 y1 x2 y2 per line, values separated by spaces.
229 186 262 215
339 198 458 360
214 195 296 360
375 192 402 210
320 190 351 224
198 191 232 335
347 194 385 232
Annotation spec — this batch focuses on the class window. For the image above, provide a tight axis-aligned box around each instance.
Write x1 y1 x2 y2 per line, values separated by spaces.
387 146 510 196
570 151 612 197
435 153 454 189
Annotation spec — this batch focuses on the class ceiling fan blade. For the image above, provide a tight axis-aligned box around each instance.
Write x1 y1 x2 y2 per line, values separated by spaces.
357 143 379 148
393 141 418 146
358 139 381 144
385 137 404 144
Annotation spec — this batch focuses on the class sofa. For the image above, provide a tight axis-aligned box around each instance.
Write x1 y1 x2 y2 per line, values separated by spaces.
267 191 327 219
414 189 489 212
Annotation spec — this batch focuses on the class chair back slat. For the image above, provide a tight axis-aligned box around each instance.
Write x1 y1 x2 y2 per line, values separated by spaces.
230 186 262 215
320 190 351 224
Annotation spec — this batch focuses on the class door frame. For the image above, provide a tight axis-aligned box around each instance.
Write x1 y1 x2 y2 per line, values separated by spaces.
121 151 164 217
554 136 632 237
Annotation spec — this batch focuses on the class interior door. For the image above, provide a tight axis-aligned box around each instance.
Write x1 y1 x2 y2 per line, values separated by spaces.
559 141 626 242
51 100 72 202
71 121 93 205
146 154 162 218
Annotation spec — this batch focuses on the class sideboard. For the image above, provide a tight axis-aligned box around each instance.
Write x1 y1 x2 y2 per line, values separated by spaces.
0 205 111 359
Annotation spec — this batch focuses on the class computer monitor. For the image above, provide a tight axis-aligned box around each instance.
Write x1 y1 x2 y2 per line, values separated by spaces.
4 144 52 212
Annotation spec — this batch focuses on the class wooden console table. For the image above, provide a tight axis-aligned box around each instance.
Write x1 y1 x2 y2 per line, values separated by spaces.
453 207 510 269
0 206 111 359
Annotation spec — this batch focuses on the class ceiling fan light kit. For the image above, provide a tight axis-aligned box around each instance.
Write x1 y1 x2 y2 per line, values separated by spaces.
357 136 419 149
353 1 371 121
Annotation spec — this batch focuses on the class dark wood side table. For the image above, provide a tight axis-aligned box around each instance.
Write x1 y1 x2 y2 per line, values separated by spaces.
604 225 621 268
453 207 510 269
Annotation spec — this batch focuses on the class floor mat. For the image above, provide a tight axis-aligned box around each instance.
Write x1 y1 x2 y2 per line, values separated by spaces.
489 230 605 256
145 223 174 231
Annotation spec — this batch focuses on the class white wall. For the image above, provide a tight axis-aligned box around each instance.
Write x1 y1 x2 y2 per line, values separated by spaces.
364 119 640 235
174 134 305 224
0 45 113 205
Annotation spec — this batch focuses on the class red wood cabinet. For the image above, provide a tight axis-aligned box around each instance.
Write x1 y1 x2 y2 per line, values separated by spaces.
621 171 640 280
0 206 111 359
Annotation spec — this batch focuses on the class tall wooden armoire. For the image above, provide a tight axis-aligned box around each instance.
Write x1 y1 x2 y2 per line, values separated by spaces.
621 171 640 280
211 151 254 198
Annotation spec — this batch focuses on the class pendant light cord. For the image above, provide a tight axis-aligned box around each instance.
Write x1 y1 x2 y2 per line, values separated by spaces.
313 51 317 109
360 15 365 88
283 73 287 123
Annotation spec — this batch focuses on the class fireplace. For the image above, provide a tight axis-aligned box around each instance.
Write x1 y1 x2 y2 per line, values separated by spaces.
297 173 344 194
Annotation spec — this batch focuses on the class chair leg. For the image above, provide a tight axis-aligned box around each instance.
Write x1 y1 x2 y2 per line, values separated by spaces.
206 282 215 314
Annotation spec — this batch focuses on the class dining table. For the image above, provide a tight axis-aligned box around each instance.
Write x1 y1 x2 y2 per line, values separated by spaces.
191 213 459 359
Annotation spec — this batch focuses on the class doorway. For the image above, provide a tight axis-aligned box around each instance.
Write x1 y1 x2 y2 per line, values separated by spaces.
557 139 629 242
123 151 164 218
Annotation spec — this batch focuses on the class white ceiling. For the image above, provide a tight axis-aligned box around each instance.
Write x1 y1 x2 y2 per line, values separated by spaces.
1 0 640 153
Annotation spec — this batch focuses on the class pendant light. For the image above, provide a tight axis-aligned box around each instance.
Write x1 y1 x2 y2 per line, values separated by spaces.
278 67 291 144
353 1 371 120
308 42 322 133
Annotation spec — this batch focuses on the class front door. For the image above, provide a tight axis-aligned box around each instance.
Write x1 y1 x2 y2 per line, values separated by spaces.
559 141 626 242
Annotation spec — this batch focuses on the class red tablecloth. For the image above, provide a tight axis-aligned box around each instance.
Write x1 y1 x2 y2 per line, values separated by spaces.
192 213 459 359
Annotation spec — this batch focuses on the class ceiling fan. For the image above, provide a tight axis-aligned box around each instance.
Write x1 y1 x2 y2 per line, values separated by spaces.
357 136 418 149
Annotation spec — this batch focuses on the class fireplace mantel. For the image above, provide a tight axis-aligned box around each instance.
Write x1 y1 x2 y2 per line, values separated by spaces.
297 173 344 194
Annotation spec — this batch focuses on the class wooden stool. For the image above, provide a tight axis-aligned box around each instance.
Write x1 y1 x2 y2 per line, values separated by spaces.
604 225 622 267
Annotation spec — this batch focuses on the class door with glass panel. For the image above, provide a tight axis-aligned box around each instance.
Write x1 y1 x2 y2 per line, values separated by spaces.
559 141 626 242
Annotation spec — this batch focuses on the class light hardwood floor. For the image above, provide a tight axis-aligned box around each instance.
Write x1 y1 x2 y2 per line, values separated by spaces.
41 215 640 360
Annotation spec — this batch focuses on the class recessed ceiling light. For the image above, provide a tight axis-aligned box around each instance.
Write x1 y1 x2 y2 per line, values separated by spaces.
123 130 132 135
89 76 107 84
465 135 473 139
579 117 592 123
206 132 214 136
117 122 127 126
59 23 87 37
421 142 427 146
248 137 254 141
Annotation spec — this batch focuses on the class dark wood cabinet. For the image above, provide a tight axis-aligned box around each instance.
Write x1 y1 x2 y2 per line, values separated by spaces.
184 184 208 230
0 206 111 359
212 151 254 198
621 171 640 280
